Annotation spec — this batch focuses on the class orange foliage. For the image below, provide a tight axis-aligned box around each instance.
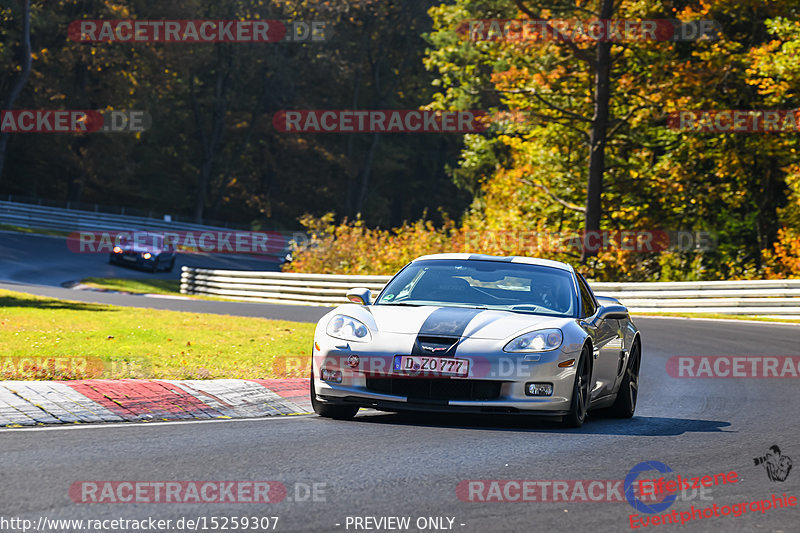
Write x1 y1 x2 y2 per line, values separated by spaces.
763 228 800 279
284 213 678 280
285 213 461 275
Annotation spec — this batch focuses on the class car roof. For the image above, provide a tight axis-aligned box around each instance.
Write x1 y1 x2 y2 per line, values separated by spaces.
412 253 574 273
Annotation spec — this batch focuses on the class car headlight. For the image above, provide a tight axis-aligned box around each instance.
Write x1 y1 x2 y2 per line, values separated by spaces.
504 328 563 353
143 252 152 259
326 314 371 342
113 247 122 254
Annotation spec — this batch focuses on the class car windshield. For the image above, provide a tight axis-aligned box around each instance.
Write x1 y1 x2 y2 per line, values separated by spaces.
376 259 577 318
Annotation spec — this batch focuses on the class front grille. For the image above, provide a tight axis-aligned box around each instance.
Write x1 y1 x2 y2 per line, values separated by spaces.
414 336 459 357
365 377 502 401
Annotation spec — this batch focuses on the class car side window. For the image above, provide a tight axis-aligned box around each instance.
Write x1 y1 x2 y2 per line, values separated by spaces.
576 274 597 318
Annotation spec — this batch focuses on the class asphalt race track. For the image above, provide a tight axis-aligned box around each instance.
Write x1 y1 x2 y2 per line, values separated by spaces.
0 280 330 323
2 319 799 532
0 231 284 286
1 231 799 532
0 231 333 323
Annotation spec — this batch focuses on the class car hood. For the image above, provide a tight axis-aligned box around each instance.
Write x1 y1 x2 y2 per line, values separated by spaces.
366 304 567 340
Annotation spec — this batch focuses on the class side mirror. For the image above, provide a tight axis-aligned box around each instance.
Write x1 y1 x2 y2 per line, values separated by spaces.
598 304 629 320
346 287 372 306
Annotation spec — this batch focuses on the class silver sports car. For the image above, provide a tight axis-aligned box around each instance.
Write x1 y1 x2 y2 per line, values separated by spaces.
310 253 641 427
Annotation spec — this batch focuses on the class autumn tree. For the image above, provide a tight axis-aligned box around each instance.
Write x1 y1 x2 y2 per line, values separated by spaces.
0 0 32 183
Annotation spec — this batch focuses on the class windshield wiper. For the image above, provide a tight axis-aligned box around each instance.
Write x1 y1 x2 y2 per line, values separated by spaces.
432 303 489 310
508 305 542 314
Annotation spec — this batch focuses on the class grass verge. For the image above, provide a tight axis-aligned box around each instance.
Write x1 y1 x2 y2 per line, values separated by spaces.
0 223 70 237
635 312 800 324
0 289 315 380
80 277 182 295
79 277 238 302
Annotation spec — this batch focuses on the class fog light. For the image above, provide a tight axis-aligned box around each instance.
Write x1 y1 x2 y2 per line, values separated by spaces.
526 382 553 396
320 368 342 383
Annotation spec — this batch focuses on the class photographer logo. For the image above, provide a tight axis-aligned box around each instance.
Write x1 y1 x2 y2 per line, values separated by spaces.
754 446 793 482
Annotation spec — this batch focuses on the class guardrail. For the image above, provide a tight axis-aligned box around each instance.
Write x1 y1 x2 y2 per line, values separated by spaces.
180 267 800 317
181 268 390 305
0 200 243 234
590 280 800 316
2 194 247 229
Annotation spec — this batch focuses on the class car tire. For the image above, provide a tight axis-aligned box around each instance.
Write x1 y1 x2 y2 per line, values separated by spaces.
607 340 640 418
310 375 359 420
165 258 176 273
563 346 592 428
150 258 159 273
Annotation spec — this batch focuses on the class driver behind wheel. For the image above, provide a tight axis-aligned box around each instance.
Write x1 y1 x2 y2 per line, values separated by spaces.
411 270 473 303
530 277 571 313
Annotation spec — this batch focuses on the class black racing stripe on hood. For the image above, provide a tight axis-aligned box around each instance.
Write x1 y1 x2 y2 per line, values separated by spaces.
417 307 484 337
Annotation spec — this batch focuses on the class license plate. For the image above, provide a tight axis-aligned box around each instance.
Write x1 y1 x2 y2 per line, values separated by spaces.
393 355 469 377
122 255 136 261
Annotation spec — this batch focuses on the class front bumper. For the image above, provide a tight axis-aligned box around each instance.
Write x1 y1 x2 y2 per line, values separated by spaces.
317 393 569 417
312 335 581 415
110 252 158 268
